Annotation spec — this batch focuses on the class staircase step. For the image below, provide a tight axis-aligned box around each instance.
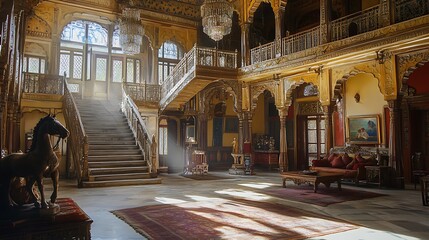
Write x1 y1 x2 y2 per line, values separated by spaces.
88 155 144 161
88 149 142 156
81 178 162 188
88 160 146 168
89 166 149 175
88 136 135 142
90 173 151 181
89 145 140 150
88 141 137 145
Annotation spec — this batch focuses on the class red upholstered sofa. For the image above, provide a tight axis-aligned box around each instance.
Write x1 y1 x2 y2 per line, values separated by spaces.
310 145 382 185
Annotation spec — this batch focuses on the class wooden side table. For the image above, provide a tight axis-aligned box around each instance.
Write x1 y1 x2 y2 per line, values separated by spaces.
365 166 391 188
421 176 429 206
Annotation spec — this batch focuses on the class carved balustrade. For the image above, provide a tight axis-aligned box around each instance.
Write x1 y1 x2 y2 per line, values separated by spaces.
283 26 321 55
250 42 276 65
23 73 64 95
63 81 88 187
161 45 237 99
121 87 153 172
331 5 380 41
123 83 160 103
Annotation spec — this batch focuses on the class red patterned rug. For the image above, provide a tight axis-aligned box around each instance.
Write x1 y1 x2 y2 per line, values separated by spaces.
112 199 357 239
262 185 386 207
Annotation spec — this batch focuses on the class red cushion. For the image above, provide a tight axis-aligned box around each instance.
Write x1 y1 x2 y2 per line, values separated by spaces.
342 154 353 166
346 159 356 169
312 160 331 167
328 153 337 162
331 155 346 168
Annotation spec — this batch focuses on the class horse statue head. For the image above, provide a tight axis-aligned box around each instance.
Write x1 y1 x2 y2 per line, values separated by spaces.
30 114 69 152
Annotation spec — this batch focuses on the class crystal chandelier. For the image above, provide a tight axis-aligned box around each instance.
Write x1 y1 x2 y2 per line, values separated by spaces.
119 8 144 55
201 0 233 42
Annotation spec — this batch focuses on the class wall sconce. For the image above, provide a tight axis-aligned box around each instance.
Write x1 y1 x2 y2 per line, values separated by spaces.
354 93 360 103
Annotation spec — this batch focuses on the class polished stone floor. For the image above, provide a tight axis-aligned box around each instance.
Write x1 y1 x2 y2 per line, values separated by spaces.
56 170 429 240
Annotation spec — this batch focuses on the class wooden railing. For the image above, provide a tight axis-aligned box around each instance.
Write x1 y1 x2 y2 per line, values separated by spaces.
250 27 321 65
331 5 380 41
250 41 276 65
395 0 429 23
63 81 88 187
161 45 237 99
23 73 64 95
122 87 153 172
123 83 160 103
283 26 320 55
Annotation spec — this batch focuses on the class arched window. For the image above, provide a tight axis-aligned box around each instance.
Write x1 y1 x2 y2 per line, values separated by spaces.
158 41 184 84
61 20 108 46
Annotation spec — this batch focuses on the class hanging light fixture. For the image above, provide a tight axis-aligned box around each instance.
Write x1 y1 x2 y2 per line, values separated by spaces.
119 8 144 55
201 0 233 42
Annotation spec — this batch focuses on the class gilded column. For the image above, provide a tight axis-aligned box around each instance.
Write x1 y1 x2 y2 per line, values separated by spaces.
278 108 288 172
238 112 244 153
197 113 207 150
152 47 159 84
240 22 251 67
320 0 331 44
50 7 60 75
322 104 333 153
247 112 253 146
274 7 285 57
388 99 404 188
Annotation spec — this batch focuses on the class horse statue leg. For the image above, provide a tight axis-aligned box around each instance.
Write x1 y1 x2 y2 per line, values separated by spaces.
35 176 48 209
50 169 59 204
25 177 40 206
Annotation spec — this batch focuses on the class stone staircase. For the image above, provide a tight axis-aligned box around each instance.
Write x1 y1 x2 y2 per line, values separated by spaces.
75 98 161 187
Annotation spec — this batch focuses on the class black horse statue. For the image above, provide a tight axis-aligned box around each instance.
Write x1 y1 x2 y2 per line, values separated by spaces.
0 114 69 209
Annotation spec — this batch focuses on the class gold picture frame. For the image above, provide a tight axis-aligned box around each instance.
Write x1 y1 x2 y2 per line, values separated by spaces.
347 115 380 145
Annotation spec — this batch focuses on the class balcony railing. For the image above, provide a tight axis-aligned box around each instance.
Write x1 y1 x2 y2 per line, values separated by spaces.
283 26 321 55
23 73 64 95
331 5 380 42
395 0 429 23
250 26 321 65
123 83 160 103
161 45 237 99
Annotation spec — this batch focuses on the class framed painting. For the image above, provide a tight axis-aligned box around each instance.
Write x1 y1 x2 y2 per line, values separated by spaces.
347 115 380 144
224 117 238 133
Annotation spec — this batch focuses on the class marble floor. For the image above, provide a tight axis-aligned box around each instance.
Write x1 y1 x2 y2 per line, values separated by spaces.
56 170 429 240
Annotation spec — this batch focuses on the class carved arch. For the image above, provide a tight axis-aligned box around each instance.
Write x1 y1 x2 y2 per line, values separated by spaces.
332 65 381 101
250 81 279 114
397 49 429 94
248 0 287 22
59 12 115 37
203 80 242 116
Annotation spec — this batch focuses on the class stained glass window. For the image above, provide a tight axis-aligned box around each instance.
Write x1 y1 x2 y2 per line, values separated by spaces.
61 20 108 46
87 22 108 46
61 20 86 43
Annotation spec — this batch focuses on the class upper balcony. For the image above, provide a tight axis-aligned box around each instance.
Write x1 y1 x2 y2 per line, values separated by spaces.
245 0 429 77
122 0 429 110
